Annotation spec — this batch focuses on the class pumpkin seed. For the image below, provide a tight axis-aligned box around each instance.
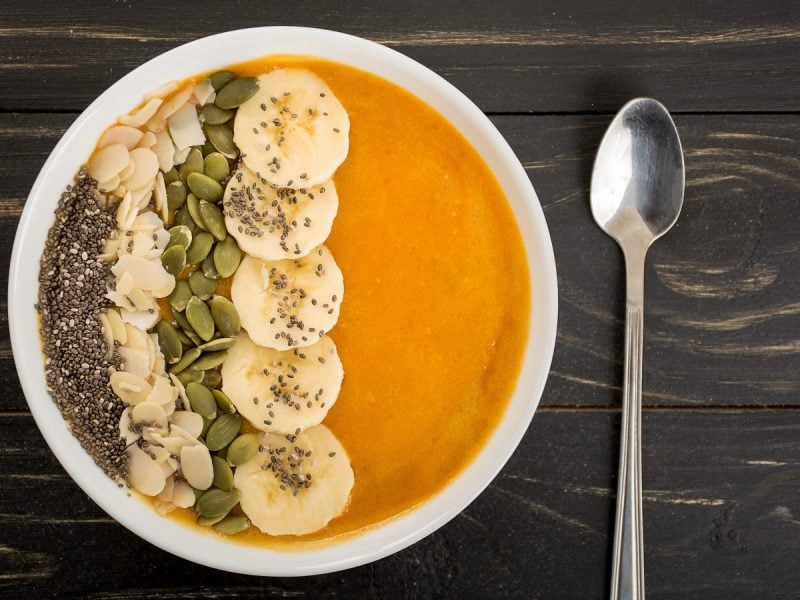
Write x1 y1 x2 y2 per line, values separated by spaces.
206 413 241 451
199 200 227 239
198 337 235 352
163 167 179 186
187 172 223 203
177 368 203 386
215 77 259 109
179 148 204 182
169 346 201 374
155 320 183 364
173 204 196 230
199 103 234 125
188 270 217 300
186 297 215 341
202 255 219 279
201 416 214 437
167 225 193 250
176 329 194 347
202 368 222 388
211 389 235 414
184 330 204 347
196 487 241 519
209 295 241 337
185 231 214 265
213 236 241 278
197 514 225 527
227 433 259 466
190 350 228 371
213 515 250 535
211 455 234 491
160 244 186 276
201 141 217 157
204 123 237 159
186 382 217 420
166 180 187 210
173 309 195 334
169 280 192 313
186 193 207 230
215 444 228 461
203 152 230 181
192 487 206 503
208 71 236 91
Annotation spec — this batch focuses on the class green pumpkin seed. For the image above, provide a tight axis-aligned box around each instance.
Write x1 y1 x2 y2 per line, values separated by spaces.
199 200 227 240
188 270 217 300
185 297 215 341
185 231 214 265
199 103 234 125
209 295 241 337
155 320 183 364
186 382 217 420
184 330 204 346
196 487 241 519
203 152 230 181
213 515 250 535
169 346 201 374
213 236 241 278
160 244 186 276
211 389 235 414
202 255 219 279
167 225 193 250
204 123 237 159
197 514 225 527
201 141 217 157
179 148 204 182
208 71 236 91
163 167 179 186
177 368 204 386
203 368 222 388
215 77 259 109
211 455 235 492
187 172 224 203
166 180 187 210
201 415 214 437
169 280 192 312
176 329 194 347
173 309 195 333
190 350 228 371
206 413 241 451
192 487 206 503
227 433 259 466
173 204 196 230
186 193 207 230
198 337 235 352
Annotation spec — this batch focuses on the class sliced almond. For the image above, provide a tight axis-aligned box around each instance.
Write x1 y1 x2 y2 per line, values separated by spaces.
88 144 129 183
125 147 159 191
128 444 166 496
193 79 215 105
112 255 175 294
137 131 157 148
131 211 163 232
173 145 191 165
153 171 167 222
131 401 168 430
147 85 195 132
152 128 175 173
180 444 213 490
121 308 160 330
118 408 141 444
118 346 151 379
123 322 149 351
99 125 144 150
171 410 203 438
147 375 173 406
106 309 128 344
115 190 133 229
169 374 189 409
98 176 121 194
119 98 163 128
157 475 175 502
110 371 152 405
168 102 205 150
171 480 195 508
98 312 114 359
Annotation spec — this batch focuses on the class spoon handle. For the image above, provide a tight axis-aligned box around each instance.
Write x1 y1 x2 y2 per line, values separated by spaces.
610 250 646 600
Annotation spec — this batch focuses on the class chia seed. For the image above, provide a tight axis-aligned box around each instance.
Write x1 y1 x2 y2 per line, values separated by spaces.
36 168 127 481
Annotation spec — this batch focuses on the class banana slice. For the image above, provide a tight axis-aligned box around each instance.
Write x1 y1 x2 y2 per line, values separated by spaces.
234 425 354 536
221 332 343 434
223 167 339 260
231 245 344 350
233 68 349 189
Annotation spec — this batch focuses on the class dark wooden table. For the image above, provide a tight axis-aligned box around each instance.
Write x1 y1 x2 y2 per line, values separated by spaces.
2 2 799 598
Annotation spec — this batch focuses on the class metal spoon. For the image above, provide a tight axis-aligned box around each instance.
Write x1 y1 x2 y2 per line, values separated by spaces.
590 98 685 600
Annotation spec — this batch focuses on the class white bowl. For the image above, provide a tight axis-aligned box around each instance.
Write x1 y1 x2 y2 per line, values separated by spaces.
8 27 557 576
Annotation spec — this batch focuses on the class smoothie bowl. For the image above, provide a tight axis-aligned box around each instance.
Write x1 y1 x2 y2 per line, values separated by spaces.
8 27 557 575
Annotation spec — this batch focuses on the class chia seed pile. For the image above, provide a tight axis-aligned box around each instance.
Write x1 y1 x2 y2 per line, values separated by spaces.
37 168 127 480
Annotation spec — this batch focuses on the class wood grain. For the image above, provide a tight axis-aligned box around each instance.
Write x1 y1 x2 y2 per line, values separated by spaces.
3 411 800 599
2 113 798 410
0 1 797 112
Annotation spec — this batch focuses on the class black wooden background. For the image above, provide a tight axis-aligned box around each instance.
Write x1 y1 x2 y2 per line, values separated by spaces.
2 2 799 598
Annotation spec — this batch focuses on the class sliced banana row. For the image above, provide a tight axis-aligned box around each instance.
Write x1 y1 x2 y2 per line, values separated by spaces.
221 332 343 435
234 425 354 536
231 246 344 351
